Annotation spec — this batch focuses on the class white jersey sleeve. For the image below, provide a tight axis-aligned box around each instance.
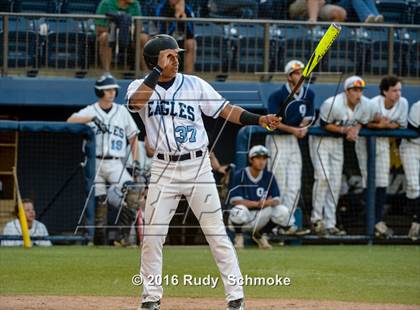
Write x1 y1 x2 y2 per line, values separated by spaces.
396 97 409 128
71 104 96 119
32 221 52 247
408 100 420 128
1 220 21 246
126 79 143 110
354 96 376 125
319 96 336 123
196 77 228 118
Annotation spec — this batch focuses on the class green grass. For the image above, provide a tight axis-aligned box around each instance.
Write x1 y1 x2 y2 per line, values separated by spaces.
0 245 419 304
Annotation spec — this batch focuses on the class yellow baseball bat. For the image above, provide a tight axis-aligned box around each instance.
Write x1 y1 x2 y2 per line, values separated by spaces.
264 23 342 131
12 167 32 248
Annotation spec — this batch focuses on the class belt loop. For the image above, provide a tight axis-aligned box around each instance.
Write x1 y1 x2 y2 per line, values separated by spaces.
191 150 196 160
164 153 170 161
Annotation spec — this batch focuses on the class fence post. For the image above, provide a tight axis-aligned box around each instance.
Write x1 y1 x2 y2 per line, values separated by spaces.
263 22 270 74
134 18 142 77
2 15 9 77
387 26 394 76
366 136 376 243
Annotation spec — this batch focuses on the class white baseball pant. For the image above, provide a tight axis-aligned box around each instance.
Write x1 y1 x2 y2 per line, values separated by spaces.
400 139 420 199
140 155 243 303
309 136 343 229
229 203 291 231
266 134 302 226
95 159 132 196
355 137 390 188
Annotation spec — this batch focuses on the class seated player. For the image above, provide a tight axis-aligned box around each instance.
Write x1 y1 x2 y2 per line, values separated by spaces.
1 199 52 247
228 145 293 250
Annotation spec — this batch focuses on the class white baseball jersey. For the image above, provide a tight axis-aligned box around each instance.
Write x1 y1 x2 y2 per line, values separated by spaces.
310 92 365 229
355 95 409 188
126 73 227 154
319 93 367 127
406 100 420 145
1 219 52 247
71 102 139 158
400 101 420 199
126 73 244 304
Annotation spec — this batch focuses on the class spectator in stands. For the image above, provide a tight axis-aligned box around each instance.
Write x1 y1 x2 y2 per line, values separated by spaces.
337 0 383 23
208 0 258 19
156 0 196 74
227 145 293 250
289 0 347 22
95 0 149 73
1 199 52 247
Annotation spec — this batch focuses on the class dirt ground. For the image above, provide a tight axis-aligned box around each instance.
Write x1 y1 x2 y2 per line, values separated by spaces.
1 296 419 310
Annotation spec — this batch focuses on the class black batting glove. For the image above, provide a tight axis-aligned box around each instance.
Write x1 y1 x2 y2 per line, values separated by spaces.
92 116 108 133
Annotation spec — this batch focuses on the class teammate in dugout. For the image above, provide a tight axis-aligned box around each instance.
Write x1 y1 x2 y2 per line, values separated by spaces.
228 145 292 250
126 34 282 310
67 75 141 246
266 60 314 236
309 76 368 236
400 100 420 241
354 76 409 238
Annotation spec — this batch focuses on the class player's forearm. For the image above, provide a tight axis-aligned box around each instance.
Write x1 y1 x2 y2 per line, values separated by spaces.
129 136 139 161
276 122 299 134
323 123 347 135
219 104 264 125
67 116 93 124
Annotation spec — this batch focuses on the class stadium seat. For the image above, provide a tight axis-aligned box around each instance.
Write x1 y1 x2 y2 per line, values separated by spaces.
44 19 88 69
13 0 59 13
194 23 230 72
376 0 410 24
60 0 99 14
0 17 37 67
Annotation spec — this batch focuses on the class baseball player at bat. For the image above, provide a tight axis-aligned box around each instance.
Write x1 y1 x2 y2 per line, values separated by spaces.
354 76 408 238
67 74 141 246
309 76 368 236
228 145 291 250
400 100 420 241
266 60 314 236
126 34 282 310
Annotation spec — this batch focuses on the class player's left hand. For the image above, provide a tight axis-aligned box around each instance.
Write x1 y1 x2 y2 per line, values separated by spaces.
259 114 282 130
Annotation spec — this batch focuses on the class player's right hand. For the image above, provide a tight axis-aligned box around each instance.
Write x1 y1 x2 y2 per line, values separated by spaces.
92 116 108 133
157 49 179 70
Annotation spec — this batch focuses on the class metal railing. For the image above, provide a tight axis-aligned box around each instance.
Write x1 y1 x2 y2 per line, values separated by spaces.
1 12 420 78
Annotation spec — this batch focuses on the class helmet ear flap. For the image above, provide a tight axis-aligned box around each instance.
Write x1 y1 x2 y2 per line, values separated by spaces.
95 89 104 98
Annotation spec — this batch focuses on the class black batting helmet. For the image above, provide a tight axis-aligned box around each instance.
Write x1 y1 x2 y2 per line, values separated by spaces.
143 34 185 70
94 74 120 98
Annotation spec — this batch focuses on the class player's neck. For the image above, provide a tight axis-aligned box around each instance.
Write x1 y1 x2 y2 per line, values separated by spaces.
27 220 33 230
288 82 301 94
249 167 261 178
98 100 113 109
384 97 395 109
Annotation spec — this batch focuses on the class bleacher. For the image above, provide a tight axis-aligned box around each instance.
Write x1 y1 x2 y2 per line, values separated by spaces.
0 0 419 77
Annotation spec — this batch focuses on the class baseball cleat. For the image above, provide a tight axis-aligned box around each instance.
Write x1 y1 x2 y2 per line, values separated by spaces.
140 300 160 310
312 220 325 235
375 221 393 238
234 233 244 249
253 234 272 250
408 222 420 241
325 227 346 236
226 298 245 310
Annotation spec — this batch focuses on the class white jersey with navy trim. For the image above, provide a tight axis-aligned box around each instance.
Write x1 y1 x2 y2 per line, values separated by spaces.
71 102 139 158
1 219 52 247
126 73 227 154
